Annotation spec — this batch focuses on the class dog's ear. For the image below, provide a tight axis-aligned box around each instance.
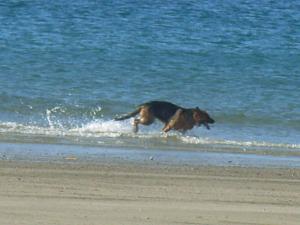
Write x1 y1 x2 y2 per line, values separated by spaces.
193 110 201 122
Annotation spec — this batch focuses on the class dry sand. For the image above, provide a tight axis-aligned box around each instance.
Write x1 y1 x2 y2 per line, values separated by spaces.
0 160 300 225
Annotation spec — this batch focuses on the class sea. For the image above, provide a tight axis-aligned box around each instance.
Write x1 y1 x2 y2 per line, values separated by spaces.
0 0 300 167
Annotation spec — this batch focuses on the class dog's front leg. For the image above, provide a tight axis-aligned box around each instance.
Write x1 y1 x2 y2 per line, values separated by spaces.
132 118 140 133
162 109 183 133
162 123 172 133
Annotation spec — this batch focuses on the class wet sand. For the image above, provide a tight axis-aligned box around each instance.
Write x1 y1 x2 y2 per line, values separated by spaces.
1 160 300 225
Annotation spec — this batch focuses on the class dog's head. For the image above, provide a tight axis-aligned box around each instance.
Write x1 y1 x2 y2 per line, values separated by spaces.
193 107 215 129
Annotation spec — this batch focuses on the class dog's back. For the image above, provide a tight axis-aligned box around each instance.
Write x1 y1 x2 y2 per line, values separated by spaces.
142 101 181 123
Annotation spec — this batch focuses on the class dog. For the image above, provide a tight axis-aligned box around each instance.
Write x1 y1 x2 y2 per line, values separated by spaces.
114 101 215 133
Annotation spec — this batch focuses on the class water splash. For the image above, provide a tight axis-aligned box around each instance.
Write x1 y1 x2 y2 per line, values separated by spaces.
0 119 299 157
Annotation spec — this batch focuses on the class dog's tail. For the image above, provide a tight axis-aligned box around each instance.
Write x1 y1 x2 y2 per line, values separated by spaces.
114 108 140 121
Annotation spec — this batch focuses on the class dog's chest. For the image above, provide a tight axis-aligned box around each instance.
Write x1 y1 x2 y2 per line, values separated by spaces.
173 111 194 130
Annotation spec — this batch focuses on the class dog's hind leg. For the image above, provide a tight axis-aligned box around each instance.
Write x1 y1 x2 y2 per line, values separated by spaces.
132 117 154 133
132 106 154 133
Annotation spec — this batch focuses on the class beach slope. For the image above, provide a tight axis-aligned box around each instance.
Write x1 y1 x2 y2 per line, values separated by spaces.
1 161 300 225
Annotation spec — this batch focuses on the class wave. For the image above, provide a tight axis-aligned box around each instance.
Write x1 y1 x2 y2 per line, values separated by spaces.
215 112 300 130
0 119 299 156
0 96 104 119
1 94 299 130
179 136 300 150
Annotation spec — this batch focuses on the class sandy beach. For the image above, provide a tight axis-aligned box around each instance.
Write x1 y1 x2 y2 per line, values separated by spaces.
1 159 300 225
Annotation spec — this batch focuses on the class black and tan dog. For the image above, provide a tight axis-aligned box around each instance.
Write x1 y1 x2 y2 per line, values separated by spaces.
114 101 215 133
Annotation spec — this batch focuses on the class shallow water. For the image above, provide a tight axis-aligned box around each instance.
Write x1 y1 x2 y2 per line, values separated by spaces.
1 142 300 168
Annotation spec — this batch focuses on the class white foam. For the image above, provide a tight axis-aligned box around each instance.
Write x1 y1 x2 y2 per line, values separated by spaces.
0 120 300 150
69 119 133 138
180 135 300 149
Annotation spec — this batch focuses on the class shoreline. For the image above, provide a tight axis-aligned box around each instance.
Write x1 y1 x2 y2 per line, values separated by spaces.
1 159 300 225
1 142 300 169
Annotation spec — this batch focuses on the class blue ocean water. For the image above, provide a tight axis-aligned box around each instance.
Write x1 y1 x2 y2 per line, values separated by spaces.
0 0 300 155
